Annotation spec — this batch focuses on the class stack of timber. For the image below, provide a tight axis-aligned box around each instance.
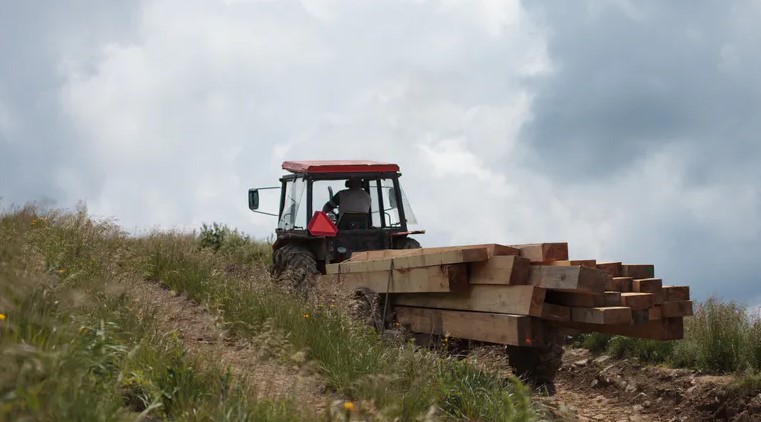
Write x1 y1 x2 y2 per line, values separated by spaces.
325 243 691 347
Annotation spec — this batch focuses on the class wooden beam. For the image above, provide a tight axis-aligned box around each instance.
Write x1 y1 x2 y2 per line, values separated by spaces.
620 292 655 310
338 264 468 293
392 285 546 317
607 277 633 292
632 309 650 325
541 303 571 322
648 306 662 321
328 247 489 274
509 243 569 263
350 244 520 261
550 317 684 340
664 286 690 301
529 266 610 293
633 278 663 304
604 291 622 307
571 307 632 325
596 262 623 277
546 260 597 268
621 264 655 279
469 256 531 285
395 306 537 346
660 301 693 317
545 290 605 307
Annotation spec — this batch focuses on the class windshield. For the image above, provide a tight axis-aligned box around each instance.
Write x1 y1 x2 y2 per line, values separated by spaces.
310 178 417 228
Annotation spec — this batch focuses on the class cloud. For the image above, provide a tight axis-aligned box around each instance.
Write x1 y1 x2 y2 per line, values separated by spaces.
2 0 761 302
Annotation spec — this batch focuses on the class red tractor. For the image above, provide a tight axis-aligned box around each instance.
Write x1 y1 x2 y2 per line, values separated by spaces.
248 160 424 288
249 160 564 391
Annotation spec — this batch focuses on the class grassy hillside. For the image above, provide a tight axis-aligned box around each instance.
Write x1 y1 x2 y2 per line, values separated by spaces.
0 204 537 421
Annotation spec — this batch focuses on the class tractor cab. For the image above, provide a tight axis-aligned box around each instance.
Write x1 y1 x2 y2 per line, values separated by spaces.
249 160 422 268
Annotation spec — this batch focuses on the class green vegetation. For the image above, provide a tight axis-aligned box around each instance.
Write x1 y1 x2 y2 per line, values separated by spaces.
0 204 537 421
573 297 761 375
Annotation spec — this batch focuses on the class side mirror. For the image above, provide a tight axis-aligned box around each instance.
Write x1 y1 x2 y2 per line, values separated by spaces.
248 189 259 210
388 187 398 209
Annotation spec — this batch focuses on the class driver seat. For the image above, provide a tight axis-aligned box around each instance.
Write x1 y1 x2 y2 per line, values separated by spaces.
338 212 369 230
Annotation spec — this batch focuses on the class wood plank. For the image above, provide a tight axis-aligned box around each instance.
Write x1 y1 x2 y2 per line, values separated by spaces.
608 277 633 292
571 307 632 325
632 309 650 325
546 260 597 268
350 244 520 261
545 290 604 307
604 291 622 307
664 286 690 301
550 317 684 340
469 256 531 285
633 278 663 304
622 264 655 279
509 243 569 263
620 292 655 310
596 262 623 277
392 285 546 317
346 249 416 261
649 306 663 321
394 306 537 346
328 247 489 274
660 300 693 317
529 266 610 293
338 264 468 293
541 303 571 322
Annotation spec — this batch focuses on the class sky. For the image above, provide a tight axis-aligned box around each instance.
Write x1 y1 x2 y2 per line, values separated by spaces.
1 0 760 304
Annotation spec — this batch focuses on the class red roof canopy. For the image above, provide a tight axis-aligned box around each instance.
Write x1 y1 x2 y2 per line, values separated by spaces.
282 160 400 174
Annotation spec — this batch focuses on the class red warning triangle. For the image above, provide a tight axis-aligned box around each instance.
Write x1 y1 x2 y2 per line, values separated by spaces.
307 211 338 237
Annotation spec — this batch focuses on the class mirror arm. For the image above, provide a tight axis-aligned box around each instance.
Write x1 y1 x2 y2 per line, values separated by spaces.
252 210 279 217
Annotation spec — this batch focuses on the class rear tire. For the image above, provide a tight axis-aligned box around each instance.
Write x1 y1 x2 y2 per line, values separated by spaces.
394 237 421 249
271 243 319 293
506 330 564 395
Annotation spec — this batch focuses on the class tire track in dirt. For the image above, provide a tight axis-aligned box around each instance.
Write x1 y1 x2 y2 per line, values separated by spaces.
123 280 333 414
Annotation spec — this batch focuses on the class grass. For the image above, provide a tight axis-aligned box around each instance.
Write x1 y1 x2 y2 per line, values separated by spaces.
0 203 539 421
0 204 305 421
134 228 537 421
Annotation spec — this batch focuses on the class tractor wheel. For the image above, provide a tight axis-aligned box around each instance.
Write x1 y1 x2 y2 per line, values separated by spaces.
506 331 565 395
394 237 421 249
348 287 385 332
271 243 319 293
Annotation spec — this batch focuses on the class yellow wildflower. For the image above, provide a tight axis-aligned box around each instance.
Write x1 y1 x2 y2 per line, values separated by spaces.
79 326 89 334
58 269 65 274
0 313 6 321
303 313 310 319
343 401 355 411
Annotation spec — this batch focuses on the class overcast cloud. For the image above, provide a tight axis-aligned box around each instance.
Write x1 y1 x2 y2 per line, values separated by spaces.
2 0 760 303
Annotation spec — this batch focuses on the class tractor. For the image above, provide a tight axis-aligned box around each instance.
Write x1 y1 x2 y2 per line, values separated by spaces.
249 160 563 391
248 160 424 289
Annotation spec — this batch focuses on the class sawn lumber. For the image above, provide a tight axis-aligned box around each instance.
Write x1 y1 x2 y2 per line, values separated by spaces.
468 255 531 285
391 285 546 317
509 243 569 263
336 264 468 293
394 306 537 346
529 266 610 293
326 247 489 274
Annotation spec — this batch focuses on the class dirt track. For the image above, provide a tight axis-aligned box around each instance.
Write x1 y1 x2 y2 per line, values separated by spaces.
123 280 332 414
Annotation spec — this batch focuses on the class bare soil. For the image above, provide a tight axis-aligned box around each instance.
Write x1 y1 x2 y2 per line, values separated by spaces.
546 348 761 422
122 280 332 414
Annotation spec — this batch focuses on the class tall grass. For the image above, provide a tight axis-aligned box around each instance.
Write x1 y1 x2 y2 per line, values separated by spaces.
0 204 305 421
1 204 539 421
134 231 538 421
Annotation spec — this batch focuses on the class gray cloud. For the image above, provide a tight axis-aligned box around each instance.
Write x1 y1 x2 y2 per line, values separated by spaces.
1 0 760 303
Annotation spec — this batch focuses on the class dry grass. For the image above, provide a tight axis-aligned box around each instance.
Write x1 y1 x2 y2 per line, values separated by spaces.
1 203 539 421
